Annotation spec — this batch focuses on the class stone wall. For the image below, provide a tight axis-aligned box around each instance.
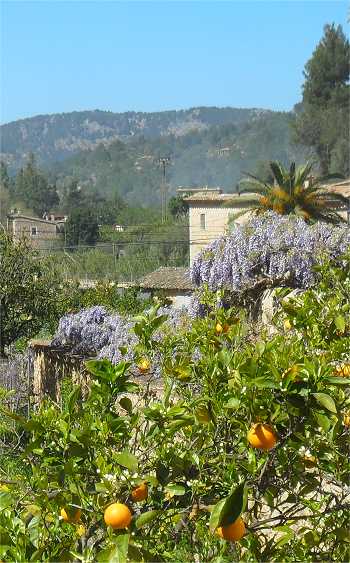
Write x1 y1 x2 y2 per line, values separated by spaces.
30 340 90 405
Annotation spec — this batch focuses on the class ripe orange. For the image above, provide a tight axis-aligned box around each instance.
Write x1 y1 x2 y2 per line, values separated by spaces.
247 423 277 451
216 516 246 541
60 507 81 523
104 503 132 529
215 323 223 334
284 319 292 331
138 358 150 373
131 482 148 502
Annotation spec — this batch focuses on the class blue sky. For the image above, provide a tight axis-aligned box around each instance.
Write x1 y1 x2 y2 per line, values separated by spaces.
1 1 348 124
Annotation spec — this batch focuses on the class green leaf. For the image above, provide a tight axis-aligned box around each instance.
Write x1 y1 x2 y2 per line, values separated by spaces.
335 315 346 333
224 398 240 409
209 499 225 532
97 533 130 563
248 377 278 389
135 510 159 529
275 529 295 547
325 377 350 386
85 359 115 381
0 491 13 510
115 451 138 472
209 482 247 531
164 484 186 496
255 341 265 357
312 393 337 414
67 386 81 415
119 397 133 414
313 411 331 431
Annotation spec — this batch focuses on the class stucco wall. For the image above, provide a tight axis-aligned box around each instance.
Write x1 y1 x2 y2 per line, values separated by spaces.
8 217 60 249
189 202 252 264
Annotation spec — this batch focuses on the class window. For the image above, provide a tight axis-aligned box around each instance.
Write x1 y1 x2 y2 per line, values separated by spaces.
200 213 206 230
31 226 38 236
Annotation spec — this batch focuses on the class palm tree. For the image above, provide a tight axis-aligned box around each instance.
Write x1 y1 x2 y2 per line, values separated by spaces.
234 161 347 224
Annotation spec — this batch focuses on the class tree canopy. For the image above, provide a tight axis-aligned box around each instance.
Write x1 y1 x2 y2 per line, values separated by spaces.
294 24 349 175
0 232 63 356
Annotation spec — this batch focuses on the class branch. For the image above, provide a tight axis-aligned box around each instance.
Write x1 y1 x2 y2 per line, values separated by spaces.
249 503 350 531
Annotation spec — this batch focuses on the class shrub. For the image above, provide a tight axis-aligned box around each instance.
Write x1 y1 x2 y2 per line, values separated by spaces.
1 258 349 562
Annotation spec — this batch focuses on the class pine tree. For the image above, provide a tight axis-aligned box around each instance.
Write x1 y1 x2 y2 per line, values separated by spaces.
294 24 349 175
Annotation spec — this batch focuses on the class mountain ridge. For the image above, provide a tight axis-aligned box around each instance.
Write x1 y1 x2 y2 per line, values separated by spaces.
0 106 274 170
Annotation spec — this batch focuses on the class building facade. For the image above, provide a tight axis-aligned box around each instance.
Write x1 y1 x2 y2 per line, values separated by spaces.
183 188 255 265
7 213 61 249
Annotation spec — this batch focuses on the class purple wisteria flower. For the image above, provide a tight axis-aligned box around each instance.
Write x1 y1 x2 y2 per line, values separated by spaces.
190 212 350 292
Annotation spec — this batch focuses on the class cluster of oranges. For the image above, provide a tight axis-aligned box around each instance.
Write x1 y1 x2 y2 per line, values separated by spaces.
60 424 279 541
104 482 148 529
215 423 278 542
60 483 149 530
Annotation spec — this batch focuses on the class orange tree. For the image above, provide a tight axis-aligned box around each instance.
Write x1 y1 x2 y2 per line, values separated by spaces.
0 259 349 562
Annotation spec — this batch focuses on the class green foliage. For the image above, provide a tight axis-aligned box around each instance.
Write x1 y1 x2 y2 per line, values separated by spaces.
278 253 350 351
294 24 349 175
168 195 188 219
51 112 306 207
14 154 59 217
0 259 349 561
0 232 65 355
236 160 347 223
76 284 151 316
65 207 99 247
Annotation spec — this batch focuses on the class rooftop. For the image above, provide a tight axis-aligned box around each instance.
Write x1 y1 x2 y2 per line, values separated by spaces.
7 213 58 225
137 267 194 291
323 179 350 198
184 191 257 204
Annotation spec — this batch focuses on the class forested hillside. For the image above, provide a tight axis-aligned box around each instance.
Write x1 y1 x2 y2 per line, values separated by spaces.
50 111 309 206
0 106 270 169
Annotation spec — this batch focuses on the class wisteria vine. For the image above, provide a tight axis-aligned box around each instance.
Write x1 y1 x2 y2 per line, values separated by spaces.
190 212 350 291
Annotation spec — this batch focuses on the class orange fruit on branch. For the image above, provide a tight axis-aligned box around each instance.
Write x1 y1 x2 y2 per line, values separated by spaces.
216 516 246 541
137 358 150 373
131 482 148 502
247 423 277 451
60 507 81 523
104 503 132 529
215 323 223 334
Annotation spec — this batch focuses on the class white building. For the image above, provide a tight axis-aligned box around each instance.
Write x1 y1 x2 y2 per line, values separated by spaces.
182 188 255 265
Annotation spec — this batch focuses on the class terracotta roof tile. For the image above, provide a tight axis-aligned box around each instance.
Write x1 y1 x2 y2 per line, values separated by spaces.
184 191 257 204
137 267 194 291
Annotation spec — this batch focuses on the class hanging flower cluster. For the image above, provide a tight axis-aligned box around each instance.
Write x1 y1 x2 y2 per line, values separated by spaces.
52 305 189 365
190 212 350 291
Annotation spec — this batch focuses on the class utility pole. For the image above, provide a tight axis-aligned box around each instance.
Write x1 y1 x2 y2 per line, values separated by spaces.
157 156 171 223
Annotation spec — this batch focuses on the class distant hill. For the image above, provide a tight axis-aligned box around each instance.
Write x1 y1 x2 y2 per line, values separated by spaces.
49 111 309 206
0 106 271 170
1 106 311 207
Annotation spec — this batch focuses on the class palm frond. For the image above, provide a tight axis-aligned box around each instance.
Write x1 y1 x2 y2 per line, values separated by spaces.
287 161 296 195
269 161 285 186
239 172 271 191
238 182 267 195
295 162 313 187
